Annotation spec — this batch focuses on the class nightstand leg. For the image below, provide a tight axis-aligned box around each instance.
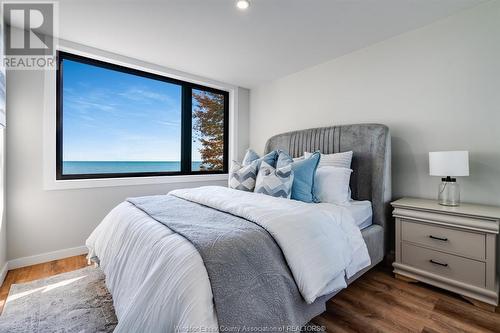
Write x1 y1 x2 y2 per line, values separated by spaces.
462 296 498 313
394 273 419 283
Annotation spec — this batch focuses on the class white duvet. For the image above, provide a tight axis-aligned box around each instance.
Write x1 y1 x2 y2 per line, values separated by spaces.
86 186 370 332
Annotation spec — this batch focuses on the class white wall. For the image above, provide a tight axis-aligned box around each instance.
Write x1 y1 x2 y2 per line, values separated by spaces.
250 1 500 207
0 26 7 278
0 128 7 276
6 66 249 263
237 87 250 161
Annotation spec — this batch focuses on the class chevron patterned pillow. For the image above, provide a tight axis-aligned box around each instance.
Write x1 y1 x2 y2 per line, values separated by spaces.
228 160 258 191
254 161 294 199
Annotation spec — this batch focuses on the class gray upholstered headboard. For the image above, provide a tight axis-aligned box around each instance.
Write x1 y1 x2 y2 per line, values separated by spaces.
265 124 392 252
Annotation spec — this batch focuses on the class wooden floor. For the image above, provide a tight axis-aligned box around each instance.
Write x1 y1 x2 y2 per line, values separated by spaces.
313 267 500 333
0 255 89 314
0 256 498 332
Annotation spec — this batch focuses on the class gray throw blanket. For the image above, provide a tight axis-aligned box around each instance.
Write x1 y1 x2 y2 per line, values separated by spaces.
127 195 325 331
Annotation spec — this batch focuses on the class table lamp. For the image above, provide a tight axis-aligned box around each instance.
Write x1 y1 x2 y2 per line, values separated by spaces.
429 151 469 206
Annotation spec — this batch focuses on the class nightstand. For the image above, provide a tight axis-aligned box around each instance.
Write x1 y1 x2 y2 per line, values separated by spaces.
392 198 500 312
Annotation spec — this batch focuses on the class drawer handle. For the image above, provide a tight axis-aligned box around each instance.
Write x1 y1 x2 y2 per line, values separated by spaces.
429 259 448 267
429 235 448 242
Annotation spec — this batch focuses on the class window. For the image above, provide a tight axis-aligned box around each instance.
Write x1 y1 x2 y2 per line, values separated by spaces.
56 51 228 180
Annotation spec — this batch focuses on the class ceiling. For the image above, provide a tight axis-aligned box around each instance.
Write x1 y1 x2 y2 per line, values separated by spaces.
52 0 484 88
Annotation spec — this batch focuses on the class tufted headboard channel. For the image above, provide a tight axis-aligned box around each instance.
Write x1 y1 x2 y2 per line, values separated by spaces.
264 124 392 253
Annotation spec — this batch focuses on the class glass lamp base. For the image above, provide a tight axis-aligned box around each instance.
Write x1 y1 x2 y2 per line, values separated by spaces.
438 180 460 206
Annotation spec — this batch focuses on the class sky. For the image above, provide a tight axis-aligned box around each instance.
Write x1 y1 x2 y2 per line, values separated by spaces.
62 58 202 161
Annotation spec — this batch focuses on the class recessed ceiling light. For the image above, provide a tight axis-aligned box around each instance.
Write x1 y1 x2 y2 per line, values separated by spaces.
236 0 250 10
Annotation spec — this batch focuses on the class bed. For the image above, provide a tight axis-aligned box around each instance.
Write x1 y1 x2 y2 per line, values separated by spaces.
86 123 391 333
265 124 392 281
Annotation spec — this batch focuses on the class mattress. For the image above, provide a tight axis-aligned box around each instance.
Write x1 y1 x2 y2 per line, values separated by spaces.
327 200 373 230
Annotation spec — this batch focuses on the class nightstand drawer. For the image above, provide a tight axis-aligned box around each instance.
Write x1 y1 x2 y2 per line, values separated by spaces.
402 220 486 260
402 243 485 287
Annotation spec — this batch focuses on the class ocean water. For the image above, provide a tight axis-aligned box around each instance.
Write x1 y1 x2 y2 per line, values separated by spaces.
63 161 204 174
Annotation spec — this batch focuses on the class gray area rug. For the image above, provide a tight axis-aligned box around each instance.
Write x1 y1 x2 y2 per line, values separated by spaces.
0 266 117 333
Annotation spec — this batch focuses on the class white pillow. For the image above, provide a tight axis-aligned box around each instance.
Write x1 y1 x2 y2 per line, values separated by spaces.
304 151 353 169
313 166 352 204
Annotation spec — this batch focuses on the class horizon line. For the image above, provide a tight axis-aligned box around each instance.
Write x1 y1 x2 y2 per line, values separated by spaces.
63 160 203 163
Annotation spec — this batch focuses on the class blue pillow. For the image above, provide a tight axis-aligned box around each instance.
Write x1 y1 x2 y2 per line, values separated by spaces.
242 149 278 168
277 151 320 203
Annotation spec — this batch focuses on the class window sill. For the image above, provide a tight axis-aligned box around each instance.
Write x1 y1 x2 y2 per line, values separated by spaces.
44 173 228 191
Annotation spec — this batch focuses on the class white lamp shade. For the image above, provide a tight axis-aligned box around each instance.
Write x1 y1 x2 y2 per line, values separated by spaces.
429 151 469 177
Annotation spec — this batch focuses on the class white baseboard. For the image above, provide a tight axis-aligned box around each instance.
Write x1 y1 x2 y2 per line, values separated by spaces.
8 246 88 270
0 262 8 285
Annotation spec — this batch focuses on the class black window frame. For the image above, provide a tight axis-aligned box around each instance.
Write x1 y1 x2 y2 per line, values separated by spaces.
56 51 229 180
